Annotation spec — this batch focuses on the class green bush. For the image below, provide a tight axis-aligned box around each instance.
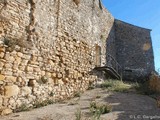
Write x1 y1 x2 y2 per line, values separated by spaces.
75 109 82 120
14 103 31 112
33 99 54 108
74 91 81 97
90 101 112 119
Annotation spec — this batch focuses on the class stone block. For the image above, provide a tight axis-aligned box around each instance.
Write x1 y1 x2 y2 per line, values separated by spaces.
23 54 31 60
21 59 28 65
45 72 51 78
26 66 33 72
28 79 37 87
0 74 5 81
17 52 23 57
4 85 20 98
0 81 3 85
48 60 55 66
4 63 13 69
52 73 57 78
15 56 22 65
57 73 62 78
37 57 43 62
0 96 2 107
21 86 32 96
0 47 5 52
41 71 45 76
0 52 5 58
5 76 17 82
33 67 41 72
1 108 13 115
0 62 4 68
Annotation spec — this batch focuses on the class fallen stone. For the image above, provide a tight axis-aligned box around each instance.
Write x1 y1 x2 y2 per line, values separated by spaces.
1 108 12 115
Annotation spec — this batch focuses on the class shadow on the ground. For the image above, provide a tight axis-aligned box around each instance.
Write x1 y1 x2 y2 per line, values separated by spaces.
102 91 160 120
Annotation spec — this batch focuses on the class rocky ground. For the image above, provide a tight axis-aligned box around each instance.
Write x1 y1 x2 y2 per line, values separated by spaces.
0 88 160 120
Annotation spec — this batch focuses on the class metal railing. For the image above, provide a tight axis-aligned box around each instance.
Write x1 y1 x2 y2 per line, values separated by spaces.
106 54 122 79
94 53 122 80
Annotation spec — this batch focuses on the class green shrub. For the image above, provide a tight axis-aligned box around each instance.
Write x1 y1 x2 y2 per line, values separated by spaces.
74 91 81 97
75 108 82 120
14 103 31 112
33 99 54 108
95 95 101 99
100 80 132 92
90 101 112 119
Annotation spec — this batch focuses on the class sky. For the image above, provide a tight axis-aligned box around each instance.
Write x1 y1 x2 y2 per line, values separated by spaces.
102 0 160 71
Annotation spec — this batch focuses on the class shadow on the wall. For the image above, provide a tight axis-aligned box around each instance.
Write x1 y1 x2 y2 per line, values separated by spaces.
92 23 123 80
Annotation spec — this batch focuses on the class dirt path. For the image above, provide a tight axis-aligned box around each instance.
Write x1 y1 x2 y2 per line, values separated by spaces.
1 88 160 120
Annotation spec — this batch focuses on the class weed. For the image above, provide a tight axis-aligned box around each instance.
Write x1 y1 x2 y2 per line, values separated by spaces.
95 95 101 99
90 101 112 119
75 108 82 120
88 81 95 90
74 91 81 97
49 92 54 97
100 80 132 92
88 85 95 90
38 76 48 84
33 99 54 108
68 101 78 106
14 99 54 112
14 103 31 112
3 37 10 46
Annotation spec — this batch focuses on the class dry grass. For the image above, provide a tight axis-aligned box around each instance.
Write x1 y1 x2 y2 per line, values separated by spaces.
90 101 112 119
149 73 160 93
100 80 133 92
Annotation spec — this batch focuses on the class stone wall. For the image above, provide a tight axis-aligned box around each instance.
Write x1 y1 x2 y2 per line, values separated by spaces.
0 0 114 112
115 20 155 82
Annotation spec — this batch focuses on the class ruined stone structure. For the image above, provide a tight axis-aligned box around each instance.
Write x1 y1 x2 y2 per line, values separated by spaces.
114 20 154 81
0 0 154 112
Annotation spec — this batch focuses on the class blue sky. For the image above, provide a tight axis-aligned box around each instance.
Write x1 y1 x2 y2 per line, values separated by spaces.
102 0 160 71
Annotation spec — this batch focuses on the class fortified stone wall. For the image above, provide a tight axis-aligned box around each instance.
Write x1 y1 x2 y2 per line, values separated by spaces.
115 20 155 81
106 25 116 67
0 0 115 112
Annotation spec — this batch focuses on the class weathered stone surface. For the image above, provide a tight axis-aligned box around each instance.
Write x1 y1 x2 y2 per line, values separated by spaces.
0 0 154 112
115 20 154 81
4 85 20 97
